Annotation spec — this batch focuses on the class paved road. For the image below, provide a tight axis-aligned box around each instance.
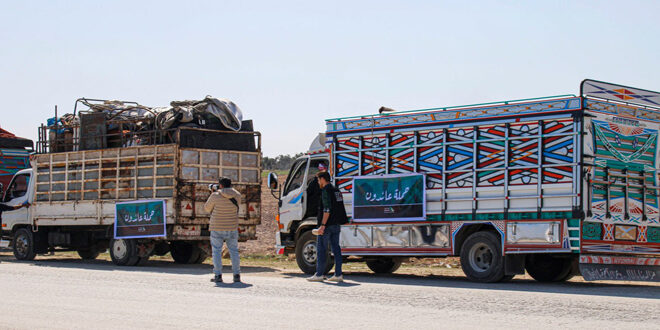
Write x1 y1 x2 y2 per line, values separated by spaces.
0 259 658 329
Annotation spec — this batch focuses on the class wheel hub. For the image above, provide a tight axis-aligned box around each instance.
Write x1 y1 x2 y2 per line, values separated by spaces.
302 242 317 264
113 240 128 259
15 235 28 257
469 242 493 273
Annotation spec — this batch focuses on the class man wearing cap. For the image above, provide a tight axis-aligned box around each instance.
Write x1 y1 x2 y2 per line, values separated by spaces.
204 177 242 284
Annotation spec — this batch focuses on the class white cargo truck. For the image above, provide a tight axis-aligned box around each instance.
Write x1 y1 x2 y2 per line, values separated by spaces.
1 98 262 266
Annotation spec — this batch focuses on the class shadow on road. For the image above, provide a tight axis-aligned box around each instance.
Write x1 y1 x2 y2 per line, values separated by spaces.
215 282 254 289
281 271 660 300
0 255 275 276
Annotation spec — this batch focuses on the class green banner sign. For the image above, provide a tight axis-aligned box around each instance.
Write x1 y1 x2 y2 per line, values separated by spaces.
114 200 166 239
352 174 426 222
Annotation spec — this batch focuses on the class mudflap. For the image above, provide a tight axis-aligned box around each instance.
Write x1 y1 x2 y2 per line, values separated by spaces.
579 255 660 282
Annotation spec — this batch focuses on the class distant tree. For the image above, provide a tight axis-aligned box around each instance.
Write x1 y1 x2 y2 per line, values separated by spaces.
262 152 304 171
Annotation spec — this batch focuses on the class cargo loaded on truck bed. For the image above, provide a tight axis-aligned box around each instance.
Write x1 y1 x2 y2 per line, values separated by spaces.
1 97 262 266
270 80 660 283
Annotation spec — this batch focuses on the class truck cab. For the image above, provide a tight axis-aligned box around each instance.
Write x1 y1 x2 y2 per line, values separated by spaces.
1 169 35 255
2 169 32 229
270 135 330 273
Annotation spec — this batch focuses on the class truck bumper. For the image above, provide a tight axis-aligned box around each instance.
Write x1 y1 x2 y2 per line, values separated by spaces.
274 232 285 255
579 255 660 282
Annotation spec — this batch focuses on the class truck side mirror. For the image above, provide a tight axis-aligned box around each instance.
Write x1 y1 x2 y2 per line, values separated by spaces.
267 172 279 190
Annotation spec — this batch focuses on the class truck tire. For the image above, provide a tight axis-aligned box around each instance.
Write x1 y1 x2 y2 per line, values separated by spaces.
194 248 209 264
460 231 506 283
77 248 100 260
110 239 140 266
13 228 36 261
525 254 573 282
366 257 402 274
153 242 170 256
295 230 333 275
170 241 201 264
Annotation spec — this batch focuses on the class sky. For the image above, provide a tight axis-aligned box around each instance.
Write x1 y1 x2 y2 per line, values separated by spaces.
1 1 660 157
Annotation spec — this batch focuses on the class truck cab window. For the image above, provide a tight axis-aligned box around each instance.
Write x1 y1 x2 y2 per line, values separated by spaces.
5 174 29 202
283 160 307 196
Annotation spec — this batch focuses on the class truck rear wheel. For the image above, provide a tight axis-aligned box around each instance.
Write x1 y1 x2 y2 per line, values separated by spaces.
460 231 506 283
13 228 36 261
194 248 209 264
366 257 402 274
110 239 140 266
525 254 573 282
170 241 201 264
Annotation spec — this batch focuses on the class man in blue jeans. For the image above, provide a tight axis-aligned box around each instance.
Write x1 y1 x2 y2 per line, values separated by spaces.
204 177 242 284
307 171 348 282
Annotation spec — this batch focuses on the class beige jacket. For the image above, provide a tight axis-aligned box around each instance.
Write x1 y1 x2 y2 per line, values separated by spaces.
204 188 241 231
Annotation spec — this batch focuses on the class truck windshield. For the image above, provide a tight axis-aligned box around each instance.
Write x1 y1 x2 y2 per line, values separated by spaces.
4 174 29 202
283 160 307 196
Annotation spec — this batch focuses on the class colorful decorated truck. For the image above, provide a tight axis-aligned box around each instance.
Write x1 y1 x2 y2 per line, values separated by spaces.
269 79 660 283
0 127 32 194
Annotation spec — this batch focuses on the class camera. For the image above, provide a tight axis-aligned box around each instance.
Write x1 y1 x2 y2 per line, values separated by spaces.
208 184 220 192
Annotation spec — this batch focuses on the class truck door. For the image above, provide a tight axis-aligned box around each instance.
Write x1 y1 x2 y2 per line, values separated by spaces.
279 158 309 225
2 172 32 230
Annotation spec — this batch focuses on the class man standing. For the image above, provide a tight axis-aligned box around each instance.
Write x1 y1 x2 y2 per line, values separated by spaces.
307 171 348 282
204 177 242 284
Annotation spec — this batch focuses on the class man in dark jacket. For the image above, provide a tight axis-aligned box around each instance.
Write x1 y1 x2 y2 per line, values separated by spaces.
307 171 348 282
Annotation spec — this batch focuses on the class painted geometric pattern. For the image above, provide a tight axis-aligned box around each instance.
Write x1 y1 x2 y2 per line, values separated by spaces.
586 99 660 123
335 136 359 192
476 125 505 186
603 223 614 241
417 129 444 188
446 128 473 188
388 133 415 174
593 120 657 166
541 120 574 183
362 135 386 175
327 97 581 133
508 122 539 185
590 118 659 231
334 118 577 193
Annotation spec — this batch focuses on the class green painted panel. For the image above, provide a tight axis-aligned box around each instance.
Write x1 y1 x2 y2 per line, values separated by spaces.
582 222 602 240
648 227 660 243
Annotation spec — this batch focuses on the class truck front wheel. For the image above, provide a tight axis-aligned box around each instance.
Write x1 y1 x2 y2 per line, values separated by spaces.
110 239 140 266
295 231 318 274
295 230 333 275
525 254 574 282
13 228 36 261
460 231 506 283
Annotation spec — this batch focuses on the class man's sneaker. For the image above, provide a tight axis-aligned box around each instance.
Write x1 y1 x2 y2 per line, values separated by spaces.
328 275 344 282
306 274 325 282
210 275 223 283
233 274 241 283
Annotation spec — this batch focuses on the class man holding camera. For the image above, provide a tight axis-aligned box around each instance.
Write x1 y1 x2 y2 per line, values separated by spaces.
204 177 242 284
